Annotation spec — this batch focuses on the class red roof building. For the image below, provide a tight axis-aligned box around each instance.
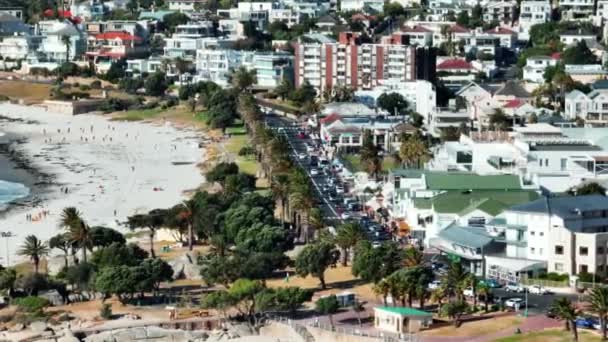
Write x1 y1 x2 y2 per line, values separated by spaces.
437 59 473 71
503 99 525 109
402 25 432 33
485 27 516 35
450 25 470 33
86 31 147 62
320 113 342 124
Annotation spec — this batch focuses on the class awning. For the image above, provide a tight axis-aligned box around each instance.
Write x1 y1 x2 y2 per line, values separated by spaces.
485 256 547 272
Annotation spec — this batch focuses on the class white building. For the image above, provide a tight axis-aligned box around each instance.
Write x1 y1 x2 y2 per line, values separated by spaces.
354 80 437 119
164 24 219 61
559 0 594 20
340 0 385 12
517 0 551 40
503 195 608 277
430 124 608 192
0 34 42 60
126 57 164 75
400 26 433 46
71 0 106 19
523 55 558 83
560 30 597 45
168 0 205 11
483 0 516 23
30 21 86 64
565 89 608 126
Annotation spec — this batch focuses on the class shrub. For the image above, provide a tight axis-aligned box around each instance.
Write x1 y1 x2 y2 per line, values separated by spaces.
238 146 255 156
90 80 102 89
538 272 569 281
0 95 9 102
15 296 50 314
79 84 91 91
100 303 112 319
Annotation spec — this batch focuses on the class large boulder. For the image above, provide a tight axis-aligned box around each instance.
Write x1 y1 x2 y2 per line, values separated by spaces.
84 326 208 342
167 252 202 280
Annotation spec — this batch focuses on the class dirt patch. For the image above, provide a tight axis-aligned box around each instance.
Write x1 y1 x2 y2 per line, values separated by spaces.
422 315 523 337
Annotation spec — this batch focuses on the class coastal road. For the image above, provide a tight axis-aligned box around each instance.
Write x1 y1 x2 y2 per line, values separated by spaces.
490 289 580 315
264 114 343 224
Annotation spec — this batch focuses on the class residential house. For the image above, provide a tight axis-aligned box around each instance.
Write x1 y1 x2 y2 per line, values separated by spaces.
429 124 608 192
28 21 86 65
86 32 147 73
483 0 516 23
597 0 608 20
0 7 23 20
436 59 476 90
340 0 385 12
319 114 414 152
427 108 470 136
164 23 217 61
560 30 596 45
374 307 432 334
559 0 594 21
0 13 29 36
565 64 608 84
502 195 608 277
71 0 106 19
401 26 433 46
523 55 558 83
242 52 293 88
85 20 150 41
517 0 551 40
387 170 538 245
0 34 42 60
492 80 532 106
316 14 340 31
168 0 205 11
565 88 608 126
126 56 164 76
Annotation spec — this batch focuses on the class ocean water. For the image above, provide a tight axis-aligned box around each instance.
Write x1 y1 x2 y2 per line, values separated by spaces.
0 179 29 209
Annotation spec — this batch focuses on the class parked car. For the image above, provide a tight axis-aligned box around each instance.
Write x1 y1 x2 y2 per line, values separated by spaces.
341 212 351 220
336 186 345 194
527 285 549 295
296 131 307 139
298 153 307 160
306 144 314 153
576 316 598 329
463 288 475 297
310 168 319 176
428 280 442 290
504 298 524 309
505 283 525 293
481 279 501 288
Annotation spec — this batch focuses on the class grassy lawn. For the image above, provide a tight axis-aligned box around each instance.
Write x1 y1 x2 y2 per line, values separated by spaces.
493 328 601 342
224 129 258 176
340 153 401 173
423 316 524 338
0 80 53 104
111 108 164 121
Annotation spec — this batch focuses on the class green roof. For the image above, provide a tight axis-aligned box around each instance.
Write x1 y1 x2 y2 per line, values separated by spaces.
139 10 175 20
425 173 522 190
413 190 539 214
375 306 432 317
438 225 494 248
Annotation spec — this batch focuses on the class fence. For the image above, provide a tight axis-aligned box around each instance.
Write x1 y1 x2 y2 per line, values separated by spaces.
520 278 569 288
267 315 417 342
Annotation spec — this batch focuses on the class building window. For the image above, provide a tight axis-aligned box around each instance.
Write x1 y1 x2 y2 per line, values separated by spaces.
599 247 605 254
539 248 543 255
530 247 535 254
580 264 589 273
580 247 589 256
561 158 567 171
530 231 535 236
540 232 544 236
555 245 564 255
555 262 564 271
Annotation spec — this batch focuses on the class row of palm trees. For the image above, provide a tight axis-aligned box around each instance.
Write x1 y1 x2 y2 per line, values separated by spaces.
551 287 608 341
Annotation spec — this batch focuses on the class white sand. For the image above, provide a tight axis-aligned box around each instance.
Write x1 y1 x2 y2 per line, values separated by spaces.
0 103 206 264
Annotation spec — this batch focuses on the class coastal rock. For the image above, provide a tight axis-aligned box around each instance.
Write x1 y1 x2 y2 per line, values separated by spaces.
57 329 80 342
84 326 208 342
30 321 47 333
9 323 24 332
168 252 202 280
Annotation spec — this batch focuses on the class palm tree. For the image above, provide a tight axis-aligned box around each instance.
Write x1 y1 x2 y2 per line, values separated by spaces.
308 208 325 239
18 235 49 274
431 285 448 314
352 299 365 328
588 287 608 340
373 280 390 306
399 133 431 168
476 282 491 312
551 297 579 341
61 35 72 62
445 261 469 301
335 223 365 266
127 209 165 258
231 66 257 92
177 200 197 251
61 207 92 262
443 300 468 327
403 246 423 267
271 174 290 226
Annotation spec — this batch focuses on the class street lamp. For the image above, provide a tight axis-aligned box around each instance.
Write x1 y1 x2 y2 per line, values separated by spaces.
0 232 14 267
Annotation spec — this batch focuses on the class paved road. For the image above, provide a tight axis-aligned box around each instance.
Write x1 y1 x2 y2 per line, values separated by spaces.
265 114 343 224
490 289 580 315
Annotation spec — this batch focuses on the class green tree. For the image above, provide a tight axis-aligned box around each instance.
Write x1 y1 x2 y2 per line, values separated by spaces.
476 282 491 312
456 11 470 27
588 287 608 340
384 2 405 17
551 297 579 341
273 287 313 316
61 207 92 263
403 246 423 267
352 241 404 283
61 35 71 62
567 182 606 196
295 241 339 290
335 222 365 266
91 242 148 268
445 261 470 301
140 258 173 293
127 209 166 258
290 81 316 106
399 133 430 168
18 235 49 274
488 109 512 131
377 92 408 115
275 79 294 101
105 60 126 83
144 72 168 97
90 226 126 247
562 40 597 65
232 66 257 92
163 12 189 33
316 295 340 329
360 130 382 177
49 233 71 269
528 113 538 124
0 268 17 296
442 300 468 327
94 265 139 303
64 262 95 292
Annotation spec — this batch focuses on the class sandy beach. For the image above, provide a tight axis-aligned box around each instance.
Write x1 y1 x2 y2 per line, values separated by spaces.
0 103 206 264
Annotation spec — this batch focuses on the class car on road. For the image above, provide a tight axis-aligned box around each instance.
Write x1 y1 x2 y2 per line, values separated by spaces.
463 288 475 297
298 153 307 160
505 283 525 293
296 131 307 139
310 168 319 176
428 280 442 290
306 144 315 153
527 285 549 295
336 185 345 194
576 316 598 329
504 298 524 309
480 279 501 288
592 320 607 331
341 212 351 220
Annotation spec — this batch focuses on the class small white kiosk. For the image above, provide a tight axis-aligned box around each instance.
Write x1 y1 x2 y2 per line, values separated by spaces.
374 306 433 334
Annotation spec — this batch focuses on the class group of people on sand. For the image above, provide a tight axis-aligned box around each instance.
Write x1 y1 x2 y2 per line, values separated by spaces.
26 210 49 222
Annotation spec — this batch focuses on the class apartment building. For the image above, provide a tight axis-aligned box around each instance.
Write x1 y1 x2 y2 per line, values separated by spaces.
163 23 216 61
168 0 205 11
565 89 608 125
0 34 42 60
401 26 433 46
523 55 557 83
503 195 608 277
430 124 608 192
85 20 149 40
340 0 385 12
293 32 436 91
559 0 594 20
483 0 516 23
354 79 437 119
29 21 86 64
518 0 551 40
